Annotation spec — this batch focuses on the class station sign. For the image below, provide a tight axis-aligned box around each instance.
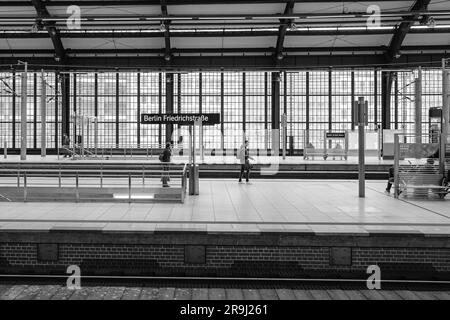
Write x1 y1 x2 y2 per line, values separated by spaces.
326 132 346 138
141 113 220 125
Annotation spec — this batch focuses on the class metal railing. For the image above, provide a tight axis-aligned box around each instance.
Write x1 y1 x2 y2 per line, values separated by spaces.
0 163 188 203
67 143 175 160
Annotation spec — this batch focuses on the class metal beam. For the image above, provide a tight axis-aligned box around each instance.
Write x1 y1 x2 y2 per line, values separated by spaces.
385 0 431 63
31 0 66 63
0 0 407 6
7 45 450 56
1 53 450 71
274 0 295 62
4 27 450 39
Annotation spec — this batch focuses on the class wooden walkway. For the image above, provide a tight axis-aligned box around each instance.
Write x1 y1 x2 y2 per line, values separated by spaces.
0 284 449 300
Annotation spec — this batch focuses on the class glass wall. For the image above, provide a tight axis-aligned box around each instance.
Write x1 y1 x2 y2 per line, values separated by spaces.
0 71 61 149
0 68 443 152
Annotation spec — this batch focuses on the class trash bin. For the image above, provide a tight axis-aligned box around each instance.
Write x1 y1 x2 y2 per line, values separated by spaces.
189 164 199 195
289 136 294 156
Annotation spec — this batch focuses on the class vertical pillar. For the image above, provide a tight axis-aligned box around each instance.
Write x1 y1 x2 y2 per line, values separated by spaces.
374 69 378 126
220 72 225 150
381 71 393 130
41 70 46 157
264 72 268 150
20 63 28 160
306 71 310 145
351 70 355 131
94 73 98 152
358 97 367 198
199 73 204 159
12 71 16 149
242 72 246 143
415 67 423 143
441 60 450 174
73 73 77 143
61 73 70 145
158 73 162 146
54 74 59 149
94 117 98 156
443 61 449 141
115 72 119 147
137 72 141 147
177 73 182 144
165 73 174 144
394 75 399 129
328 68 332 131
33 73 37 149
271 72 281 155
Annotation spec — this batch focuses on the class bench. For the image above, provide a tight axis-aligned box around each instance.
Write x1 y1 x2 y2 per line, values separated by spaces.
304 148 325 160
398 172 449 199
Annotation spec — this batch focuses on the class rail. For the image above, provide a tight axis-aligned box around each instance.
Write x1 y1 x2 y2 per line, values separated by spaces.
0 163 188 203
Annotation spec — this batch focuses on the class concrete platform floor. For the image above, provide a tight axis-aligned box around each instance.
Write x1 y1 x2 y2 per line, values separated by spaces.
0 180 448 235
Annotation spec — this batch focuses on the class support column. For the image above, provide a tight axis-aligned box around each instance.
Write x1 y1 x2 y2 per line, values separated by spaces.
306 72 310 144
115 72 119 147
264 72 268 149
415 67 423 143
243 72 246 143
40 70 46 157
374 69 378 127
381 71 393 130
137 72 141 146
351 70 355 131
328 68 332 131
12 71 16 149
165 73 174 144
442 60 450 173
220 72 225 150
20 64 28 160
271 72 281 154
33 73 37 149
61 73 70 144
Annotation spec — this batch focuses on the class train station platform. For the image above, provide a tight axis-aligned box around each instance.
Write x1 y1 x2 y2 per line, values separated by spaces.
0 180 448 280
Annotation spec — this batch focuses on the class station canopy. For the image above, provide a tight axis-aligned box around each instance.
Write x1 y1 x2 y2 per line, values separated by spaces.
0 0 450 70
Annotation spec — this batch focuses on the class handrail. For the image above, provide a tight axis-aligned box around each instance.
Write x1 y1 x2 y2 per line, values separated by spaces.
0 163 189 203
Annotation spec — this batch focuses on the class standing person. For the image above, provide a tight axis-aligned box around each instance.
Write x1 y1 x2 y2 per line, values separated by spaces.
238 140 255 184
160 142 172 187
385 166 394 194
62 134 71 158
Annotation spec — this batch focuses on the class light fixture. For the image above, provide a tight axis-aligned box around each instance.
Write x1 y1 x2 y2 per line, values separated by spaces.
420 15 436 28
31 23 39 33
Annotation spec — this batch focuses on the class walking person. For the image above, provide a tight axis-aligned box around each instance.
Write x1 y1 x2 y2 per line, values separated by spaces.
160 142 172 187
238 140 254 184
385 166 394 194
62 134 71 158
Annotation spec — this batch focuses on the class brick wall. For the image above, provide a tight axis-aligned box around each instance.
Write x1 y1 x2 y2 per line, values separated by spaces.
1 242 449 278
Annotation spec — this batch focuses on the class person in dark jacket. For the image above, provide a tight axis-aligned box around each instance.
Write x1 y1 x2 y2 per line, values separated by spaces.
385 166 394 193
161 142 172 187
62 134 71 158
238 140 255 184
